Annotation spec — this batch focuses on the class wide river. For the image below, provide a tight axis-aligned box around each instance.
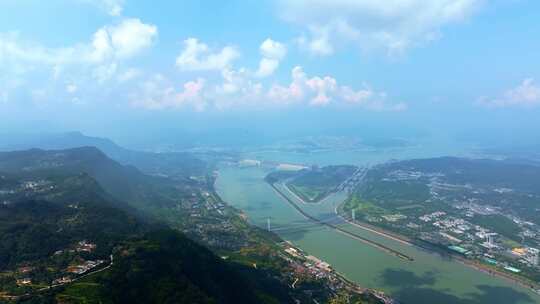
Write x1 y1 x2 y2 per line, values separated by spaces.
215 146 540 304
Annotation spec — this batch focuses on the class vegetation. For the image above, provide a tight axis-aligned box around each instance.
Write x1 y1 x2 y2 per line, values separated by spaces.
342 157 540 285
267 165 357 203
0 175 142 271
78 230 293 304
472 215 522 242
0 147 367 303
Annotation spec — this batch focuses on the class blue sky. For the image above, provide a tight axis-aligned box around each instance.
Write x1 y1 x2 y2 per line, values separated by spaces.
1 0 539 147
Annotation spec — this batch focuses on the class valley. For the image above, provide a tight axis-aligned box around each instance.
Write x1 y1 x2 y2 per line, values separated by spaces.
215 150 540 304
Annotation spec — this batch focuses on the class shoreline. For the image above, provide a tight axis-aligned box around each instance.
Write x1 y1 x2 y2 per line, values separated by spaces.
281 167 365 207
282 181 333 206
336 206 413 246
334 207 540 294
268 181 414 261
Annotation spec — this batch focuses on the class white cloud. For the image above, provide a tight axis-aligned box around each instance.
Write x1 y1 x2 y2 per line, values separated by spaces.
132 75 207 111
106 19 157 59
92 63 118 83
267 66 307 104
89 18 158 62
260 38 287 60
131 65 404 111
256 58 280 78
117 67 142 82
256 38 287 78
175 38 240 71
306 75 337 105
280 0 483 55
0 18 157 66
0 18 157 103
80 0 125 16
218 68 250 94
211 68 263 109
0 32 76 66
478 78 540 108
341 86 407 111
296 28 334 56
266 66 405 110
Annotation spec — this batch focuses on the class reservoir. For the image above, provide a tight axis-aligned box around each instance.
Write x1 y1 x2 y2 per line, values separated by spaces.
215 148 540 304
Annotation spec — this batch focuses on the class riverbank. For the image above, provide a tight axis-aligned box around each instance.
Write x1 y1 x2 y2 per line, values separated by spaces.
268 180 414 261
336 205 413 246
216 165 540 303
335 207 540 294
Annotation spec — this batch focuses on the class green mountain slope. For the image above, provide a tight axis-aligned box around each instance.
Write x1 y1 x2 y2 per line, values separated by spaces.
0 132 207 179
0 149 296 304
0 147 189 211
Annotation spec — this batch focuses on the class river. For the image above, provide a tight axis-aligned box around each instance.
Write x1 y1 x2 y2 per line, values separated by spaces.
214 148 540 304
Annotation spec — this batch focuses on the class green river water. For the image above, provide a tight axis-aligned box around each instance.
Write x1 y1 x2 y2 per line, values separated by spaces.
214 148 540 304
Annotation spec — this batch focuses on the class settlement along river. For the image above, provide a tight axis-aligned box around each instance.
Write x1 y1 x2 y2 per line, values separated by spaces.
215 148 540 304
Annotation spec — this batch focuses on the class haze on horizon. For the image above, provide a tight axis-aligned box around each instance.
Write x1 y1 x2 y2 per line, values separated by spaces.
3 3 540 303
1 0 539 150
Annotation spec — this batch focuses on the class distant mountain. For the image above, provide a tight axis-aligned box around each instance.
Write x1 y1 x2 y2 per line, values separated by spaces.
0 132 207 179
389 156 540 193
0 147 189 211
361 156 540 225
0 132 120 154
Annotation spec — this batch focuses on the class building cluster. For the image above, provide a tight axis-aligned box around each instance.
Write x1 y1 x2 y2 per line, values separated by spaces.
76 240 97 253
16 278 32 286
281 243 397 304
238 159 262 167
413 206 540 275
419 211 446 222
433 217 471 235
283 244 340 285
511 247 540 267
66 259 105 275
176 192 246 250
380 168 540 275
0 179 58 203
52 277 72 285
382 214 407 222
454 201 500 217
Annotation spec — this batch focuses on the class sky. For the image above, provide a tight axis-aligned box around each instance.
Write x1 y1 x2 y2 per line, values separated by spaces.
1 0 539 148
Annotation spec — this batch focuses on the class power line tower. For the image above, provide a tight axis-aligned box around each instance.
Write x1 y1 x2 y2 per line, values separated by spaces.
352 209 356 221
267 217 271 231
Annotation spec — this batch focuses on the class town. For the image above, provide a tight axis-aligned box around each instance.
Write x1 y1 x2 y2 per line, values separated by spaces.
280 242 398 304
342 163 540 289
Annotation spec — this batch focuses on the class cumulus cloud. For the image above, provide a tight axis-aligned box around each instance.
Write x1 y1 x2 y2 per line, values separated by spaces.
133 65 404 111
267 66 306 104
256 38 287 78
132 74 207 111
175 38 240 71
280 0 483 55
0 18 156 66
0 18 157 103
306 75 337 105
103 18 157 59
266 66 404 110
260 38 287 59
478 78 540 108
